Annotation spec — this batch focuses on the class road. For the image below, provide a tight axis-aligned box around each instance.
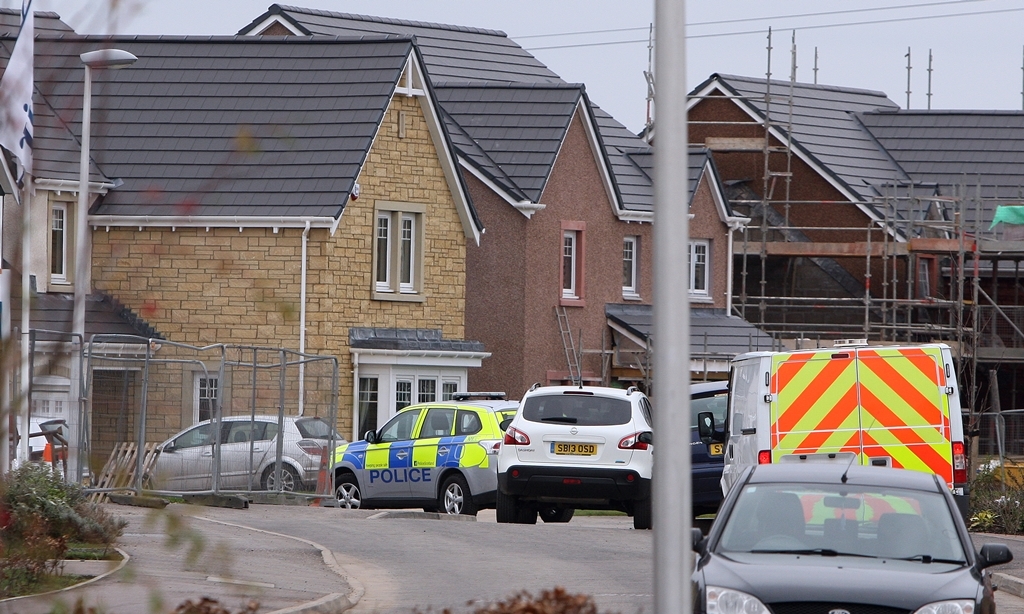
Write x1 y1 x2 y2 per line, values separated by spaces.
193 507 653 614
188 505 1024 614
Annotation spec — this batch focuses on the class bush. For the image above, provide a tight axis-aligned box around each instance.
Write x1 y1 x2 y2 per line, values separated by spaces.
0 463 126 598
969 462 1024 535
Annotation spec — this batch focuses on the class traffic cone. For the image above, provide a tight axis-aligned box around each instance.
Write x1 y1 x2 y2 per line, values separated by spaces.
310 445 330 507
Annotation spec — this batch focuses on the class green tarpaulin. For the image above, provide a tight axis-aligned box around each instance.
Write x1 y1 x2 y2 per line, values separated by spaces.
990 205 1024 229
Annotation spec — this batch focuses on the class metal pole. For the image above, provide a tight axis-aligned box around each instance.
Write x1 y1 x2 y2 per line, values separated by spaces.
275 349 286 490
71 65 92 478
134 341 151 494
653 0 691 612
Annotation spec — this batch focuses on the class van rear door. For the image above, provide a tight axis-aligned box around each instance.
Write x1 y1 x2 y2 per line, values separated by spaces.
855 346 953 486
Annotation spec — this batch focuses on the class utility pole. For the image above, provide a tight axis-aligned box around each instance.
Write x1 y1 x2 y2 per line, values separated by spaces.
905 47 912 109
927 49 933 110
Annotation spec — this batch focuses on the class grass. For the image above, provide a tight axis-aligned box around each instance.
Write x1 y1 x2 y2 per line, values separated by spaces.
63 546 121 561
3 574 91 599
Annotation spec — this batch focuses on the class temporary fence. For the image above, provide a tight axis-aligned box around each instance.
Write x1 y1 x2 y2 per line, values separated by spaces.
81 336 339 500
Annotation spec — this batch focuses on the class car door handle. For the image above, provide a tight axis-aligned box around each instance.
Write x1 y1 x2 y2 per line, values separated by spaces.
395 450 409 460
438 446 449 455
201 451 213 457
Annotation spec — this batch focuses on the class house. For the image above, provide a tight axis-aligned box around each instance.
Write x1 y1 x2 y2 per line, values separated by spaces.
3 32 490 459
239 5 770 396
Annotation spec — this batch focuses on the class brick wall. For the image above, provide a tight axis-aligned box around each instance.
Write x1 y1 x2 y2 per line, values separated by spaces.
91 94 467 441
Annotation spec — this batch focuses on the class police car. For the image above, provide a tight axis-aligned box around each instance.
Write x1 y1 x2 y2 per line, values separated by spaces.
332 393 518 515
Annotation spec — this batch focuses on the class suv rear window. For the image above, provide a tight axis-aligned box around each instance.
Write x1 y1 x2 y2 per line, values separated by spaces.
522 394 632 426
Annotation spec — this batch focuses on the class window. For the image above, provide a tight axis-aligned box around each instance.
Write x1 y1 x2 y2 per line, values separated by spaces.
689 240 709 295
419 407 454 438
562 230 577 298
623 236 639 298
194 375 219 423
375 215 391 291
442 381 459 401
455 410 482 436
418 378 436 403
378 408 422 442
372 203 425 299
917 256 935 299
358 377 379 436
51 204 67 284
173 423 215 449
395 380 412 411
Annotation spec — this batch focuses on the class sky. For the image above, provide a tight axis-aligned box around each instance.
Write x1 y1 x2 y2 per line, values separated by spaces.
13 0 1024 134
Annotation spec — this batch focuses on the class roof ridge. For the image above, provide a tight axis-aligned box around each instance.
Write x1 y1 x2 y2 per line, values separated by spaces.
274 4 509 37
4 33 414 44
715 72 890 99
0 8 63 18
863 109 1024 116
434 80 582 90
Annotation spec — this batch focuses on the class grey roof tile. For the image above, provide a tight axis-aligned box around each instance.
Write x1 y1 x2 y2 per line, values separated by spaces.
248 5 655 214
14 35 421 219
349 327 485 352
0 9 74 35
605 304 775 357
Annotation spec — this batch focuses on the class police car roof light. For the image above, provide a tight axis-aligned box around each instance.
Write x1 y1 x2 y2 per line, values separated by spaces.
833 338 869 348
451 391 507 401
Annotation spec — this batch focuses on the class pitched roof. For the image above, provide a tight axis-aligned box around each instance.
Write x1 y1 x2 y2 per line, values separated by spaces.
0 9 75 35
858 110 1024 230
605 304 776 358
349 327 485 353
240 4 561 85
691 73 909 204
243 4 655 216
18 35 414 219
433 82 582 203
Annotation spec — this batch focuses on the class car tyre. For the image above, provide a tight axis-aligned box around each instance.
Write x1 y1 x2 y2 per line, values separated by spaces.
440 474 478 516
262 464 301 492
633 495 653 530
540 506 574 523
335 472 362 509
516 506 538 524
496 489 518 523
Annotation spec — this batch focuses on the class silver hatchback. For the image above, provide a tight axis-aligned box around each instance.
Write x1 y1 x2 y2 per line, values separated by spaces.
152 415 346 492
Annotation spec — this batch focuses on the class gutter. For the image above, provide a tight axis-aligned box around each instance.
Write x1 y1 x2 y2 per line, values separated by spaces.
35 178 117 194
618 210 654 223
349 348 491 360
725 216 751 315
89 215 341 235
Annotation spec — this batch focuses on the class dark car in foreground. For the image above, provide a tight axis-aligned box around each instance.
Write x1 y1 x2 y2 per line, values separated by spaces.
691 381 727 516
693 463 1012 614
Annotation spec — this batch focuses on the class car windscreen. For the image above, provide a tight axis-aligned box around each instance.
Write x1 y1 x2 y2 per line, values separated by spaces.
521 394 632 426
295 417 344 442
716 482 966 563
690 391 728 428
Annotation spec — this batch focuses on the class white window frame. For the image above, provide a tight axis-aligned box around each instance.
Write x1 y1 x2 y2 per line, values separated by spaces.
51 203 68 284
372 202 425 300
193 374 219 424
441 379 459 401
395 379 413 411
375 214 391 292
623 236 639 298
417 377 437 403
562 230 578 299
399 214 416 293
689 240 709 296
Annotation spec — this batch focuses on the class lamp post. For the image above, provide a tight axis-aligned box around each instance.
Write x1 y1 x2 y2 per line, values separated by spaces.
72 48 136 478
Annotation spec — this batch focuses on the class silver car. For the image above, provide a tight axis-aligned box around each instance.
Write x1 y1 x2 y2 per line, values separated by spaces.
152 415 347 492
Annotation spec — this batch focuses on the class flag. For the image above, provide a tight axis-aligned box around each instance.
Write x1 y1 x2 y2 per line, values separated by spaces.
0 0 33 183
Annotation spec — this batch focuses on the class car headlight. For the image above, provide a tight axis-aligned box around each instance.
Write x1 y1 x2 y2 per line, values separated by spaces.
706 586 770 614
913 601 975 614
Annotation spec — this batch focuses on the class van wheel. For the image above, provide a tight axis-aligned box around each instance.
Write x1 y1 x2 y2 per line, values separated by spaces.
517 506 538 524
440 474 478 516
633 495 652 530
540 506 574 523
335 472 362 509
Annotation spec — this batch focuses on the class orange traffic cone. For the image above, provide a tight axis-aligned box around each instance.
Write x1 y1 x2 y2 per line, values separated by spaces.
310 446 331 506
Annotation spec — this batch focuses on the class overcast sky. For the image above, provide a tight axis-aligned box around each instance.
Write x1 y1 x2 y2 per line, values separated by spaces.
15 0 1024 134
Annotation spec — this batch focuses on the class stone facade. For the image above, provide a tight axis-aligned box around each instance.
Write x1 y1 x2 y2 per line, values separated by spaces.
90 94 469 443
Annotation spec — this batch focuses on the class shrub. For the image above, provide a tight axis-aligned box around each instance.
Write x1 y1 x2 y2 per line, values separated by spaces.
0 463 127 598
969 461 1024 534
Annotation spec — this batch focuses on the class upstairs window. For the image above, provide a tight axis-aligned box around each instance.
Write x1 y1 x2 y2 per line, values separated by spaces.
562 231 577 299
689 240 709 296
373 203 425 300
50 204 68 284
560 221 585 303
623 236 639 298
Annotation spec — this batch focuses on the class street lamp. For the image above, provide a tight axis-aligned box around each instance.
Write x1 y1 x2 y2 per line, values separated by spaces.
72 48 136 477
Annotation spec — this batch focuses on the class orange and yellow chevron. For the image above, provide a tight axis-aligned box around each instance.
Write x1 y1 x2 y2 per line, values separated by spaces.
769 346 953 486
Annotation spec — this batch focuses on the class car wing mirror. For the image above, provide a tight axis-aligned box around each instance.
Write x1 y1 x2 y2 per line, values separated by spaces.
691 527 706 552
978 543 1013 569
499 418 513 432
162 443 175 453
637 431 653 445
363 430 377 444
697 412 715 444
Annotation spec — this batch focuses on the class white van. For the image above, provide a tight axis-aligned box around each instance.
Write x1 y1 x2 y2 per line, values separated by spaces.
698 341 968 513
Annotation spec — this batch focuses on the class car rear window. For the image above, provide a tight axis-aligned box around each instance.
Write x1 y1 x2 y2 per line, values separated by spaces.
295 417 342 441
522 394 632 426
691 391 728 428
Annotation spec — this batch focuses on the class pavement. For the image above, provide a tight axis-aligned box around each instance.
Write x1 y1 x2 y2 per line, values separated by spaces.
6 504 1024 614
0 503 360 614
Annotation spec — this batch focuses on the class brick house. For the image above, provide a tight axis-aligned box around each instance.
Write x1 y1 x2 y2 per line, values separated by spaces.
5 33 489 453
239 5 772 396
